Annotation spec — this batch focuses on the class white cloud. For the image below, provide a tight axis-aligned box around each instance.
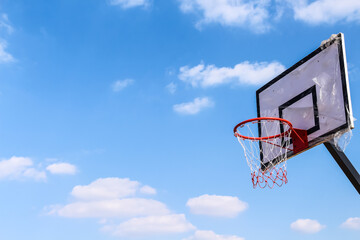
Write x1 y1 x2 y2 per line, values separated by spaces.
290 219 326 234
0 156 46 181
109 214 195 236
52 198 170 218
173 97 214 115
166 82 177 94
47 177 196 238
23 168 47 181
46 162 77 175
112 79 134 92
179 0 271 32
48 177 167 219
177 0 360 30
179 61 285 87
186 194 248 218
0 41 14 63
179 1 360 30
183 230 245 240
341 217 360 230
290 0 360 25
140 185 157 195
109 0 150 9
71 178 142 200
0 156 32 178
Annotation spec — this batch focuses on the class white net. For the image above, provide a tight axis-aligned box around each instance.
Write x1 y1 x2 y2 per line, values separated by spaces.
234 118 292 188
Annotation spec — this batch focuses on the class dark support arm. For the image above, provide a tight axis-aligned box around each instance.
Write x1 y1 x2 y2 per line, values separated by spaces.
324 142 360 195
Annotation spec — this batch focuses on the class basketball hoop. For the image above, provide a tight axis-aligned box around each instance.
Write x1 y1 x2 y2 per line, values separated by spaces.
233 117 308 188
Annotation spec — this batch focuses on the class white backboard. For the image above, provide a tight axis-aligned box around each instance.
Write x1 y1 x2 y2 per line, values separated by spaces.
257 33 354 169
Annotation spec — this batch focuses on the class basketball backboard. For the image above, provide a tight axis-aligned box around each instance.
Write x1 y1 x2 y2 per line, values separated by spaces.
256 33 354 170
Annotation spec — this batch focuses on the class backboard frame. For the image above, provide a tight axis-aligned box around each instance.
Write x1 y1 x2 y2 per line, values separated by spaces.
256 33 354 171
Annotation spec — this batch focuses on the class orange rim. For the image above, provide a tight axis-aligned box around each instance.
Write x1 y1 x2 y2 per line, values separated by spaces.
233 117 293 141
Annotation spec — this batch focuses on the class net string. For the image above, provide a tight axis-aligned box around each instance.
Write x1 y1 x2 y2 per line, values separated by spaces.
235 120 292 188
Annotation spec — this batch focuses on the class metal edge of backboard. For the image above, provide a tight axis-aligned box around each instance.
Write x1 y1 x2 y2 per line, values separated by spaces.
257 33 353 171
339 33 355 129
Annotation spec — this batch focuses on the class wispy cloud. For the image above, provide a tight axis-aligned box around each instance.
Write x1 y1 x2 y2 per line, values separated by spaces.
112 79 134 92
341 217 360 230
179 61 285 88
183 230 245 240
46 163 77 175
290 219 326 234
139 185 157 195
289 0 360 25
0 156 46 181
173 97 214 115
0 41 14 63
0 14 14 63
22 168 47 181
186 194 248 218
179 0 271 32
108 0 150 9
166 82 177 94
0 14 14 34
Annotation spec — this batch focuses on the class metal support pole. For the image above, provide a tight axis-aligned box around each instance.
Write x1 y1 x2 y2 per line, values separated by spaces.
324 141 360 195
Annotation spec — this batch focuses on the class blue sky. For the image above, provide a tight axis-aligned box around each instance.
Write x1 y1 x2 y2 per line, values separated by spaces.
0 0 360 239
